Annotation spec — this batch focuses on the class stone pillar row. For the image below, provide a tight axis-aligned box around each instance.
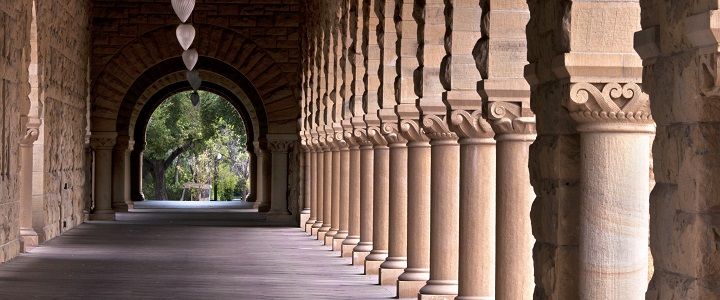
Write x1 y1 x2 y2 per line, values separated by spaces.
298 0 654 299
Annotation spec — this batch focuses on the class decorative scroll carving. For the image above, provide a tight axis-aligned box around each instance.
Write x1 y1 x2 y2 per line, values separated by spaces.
334 130 348 149
422 115 458 141
344 129 360 148
90 138 117 150
400 120 430 143
353 128 373 147
381 123 407 145
19 127 40 146
488 102 537 135
268 140 294 153
450 110 494 139
300 135 311 152
567 82 653 124
366 126 388 146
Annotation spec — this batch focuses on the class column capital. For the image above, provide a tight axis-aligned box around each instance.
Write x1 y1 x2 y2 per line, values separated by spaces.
422 114 458 141
114 135 134 152
352 128 374 148
399 119 430 143
19 118 41 146
488 102 538 135
381 123 407 145
367 126 389 146
449 110 494 140
343 129 360 149
268 140 293 153
90 132 118 150
566 82 654 133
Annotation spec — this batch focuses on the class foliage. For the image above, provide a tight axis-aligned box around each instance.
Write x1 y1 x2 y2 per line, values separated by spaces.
143 91 248 200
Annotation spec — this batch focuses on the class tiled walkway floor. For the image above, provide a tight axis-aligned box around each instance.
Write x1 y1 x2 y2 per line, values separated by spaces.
0 201 394 300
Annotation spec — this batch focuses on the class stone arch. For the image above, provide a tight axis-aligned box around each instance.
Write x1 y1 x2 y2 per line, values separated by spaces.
91 24 300 135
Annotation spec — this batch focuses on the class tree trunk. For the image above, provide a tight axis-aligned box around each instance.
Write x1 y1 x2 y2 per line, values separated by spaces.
152 160 168 200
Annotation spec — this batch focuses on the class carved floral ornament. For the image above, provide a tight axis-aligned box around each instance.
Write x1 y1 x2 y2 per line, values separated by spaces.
399 120 430 143
450 110 494 139
422 115 458 141
487 102 537 135
567 82 653 125
268 140 294 153
381 123 407 145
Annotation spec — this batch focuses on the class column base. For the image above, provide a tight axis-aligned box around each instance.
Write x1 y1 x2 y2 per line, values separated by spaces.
398 279 427 299
266 214 294 224
379 267 404 286
332 236 346 252
300 212 310 229
324 231 337 246
365 253 384 275
341 237 359 257
19 229 38 253
353 243 373 266
112 203 129 212
317 226 330 241
304 220 316 234
126 201 135 210
90 209 116 221
257 203 271 212
418 280 458 299
245 193 256 202
311 224 322 238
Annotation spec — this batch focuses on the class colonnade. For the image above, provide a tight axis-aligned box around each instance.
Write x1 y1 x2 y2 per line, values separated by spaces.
299 0 656 299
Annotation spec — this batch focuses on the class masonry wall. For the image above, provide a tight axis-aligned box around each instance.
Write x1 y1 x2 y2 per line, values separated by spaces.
0 0 31 263
33 0 92 242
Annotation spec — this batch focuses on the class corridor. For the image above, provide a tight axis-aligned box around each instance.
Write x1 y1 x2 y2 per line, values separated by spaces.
0 201 394 300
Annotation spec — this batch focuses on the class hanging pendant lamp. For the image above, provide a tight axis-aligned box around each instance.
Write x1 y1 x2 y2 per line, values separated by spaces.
187 70 202 91
190 91 200 107
172 0 195 23
182 49 198 71
176 24 195 50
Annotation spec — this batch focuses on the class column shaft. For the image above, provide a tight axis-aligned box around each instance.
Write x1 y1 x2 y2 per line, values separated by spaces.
306 150 318 233
365 144 389 275
397 140 431 297
91 148 115 221
19 140 38 251
342 144 361 257
325 147 340 245
379 142 408 285
333 147 350 251
353 143 374 266
579 130 650 299
419 138 460 297
457 139 496 299
312 148 325 238
318 149 333 241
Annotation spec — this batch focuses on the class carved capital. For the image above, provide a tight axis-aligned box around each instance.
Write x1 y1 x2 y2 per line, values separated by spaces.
566 82 653 126
90 138 117 150
20 127 40 146
400 120 430 143
300 136 311 152
353 128 373 147
366 126 388 146
114 136 133 152
333 131 348 149
268 140 293 153
488 102 537 135
381 123 407 145
343 130 360 148
422 115 458 141
450 110 494 139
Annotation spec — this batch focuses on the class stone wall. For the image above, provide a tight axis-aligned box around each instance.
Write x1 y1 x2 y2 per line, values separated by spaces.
33 0 92 242
0 0 31 263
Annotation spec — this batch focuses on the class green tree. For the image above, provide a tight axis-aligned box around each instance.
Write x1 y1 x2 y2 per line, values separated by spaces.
143 91 247 200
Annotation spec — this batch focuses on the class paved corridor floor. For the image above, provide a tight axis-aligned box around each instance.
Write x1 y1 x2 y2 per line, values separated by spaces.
0 201 394 300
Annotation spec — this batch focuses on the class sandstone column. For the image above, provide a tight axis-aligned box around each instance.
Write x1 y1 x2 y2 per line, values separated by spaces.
305 139 318 233
341 131 361 257
317 134 333 242
527 1 647 298
352 130 374 266
267 136 296 223
395 0 431 295
254 140 272 213
300 138 311 227
379 125 408 285
325 136 341 246
638 4 720 298
90 132 117 221
450 111 496 300
364 127 389 276
311 136 325 238
19 120 40 252
478 1 535 298
111 135 131 212
332 136 350 251
397 122 431 297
